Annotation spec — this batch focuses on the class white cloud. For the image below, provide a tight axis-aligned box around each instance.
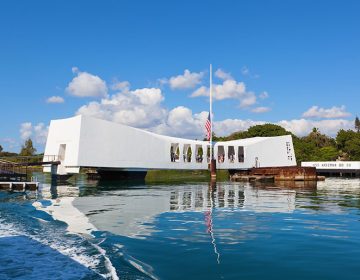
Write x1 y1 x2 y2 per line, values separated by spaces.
251 106 271 113
191 78 265 109
72 66 79 74
111 81 130 92
20 123 32 140
75 77 211 139
33 123 49 144
67 68 352 141
189 68 271 111
75 86 352 140
46 96 64 104
191 86 208 98
214 119 264 136
240 92 257 108
213 118 352 137
241 66 259 79
215 68 233 80
191 79 247 101
76 86 167 128
18 67 355 153
157 78 168 87
76 81 352 139
19 122 48 144
66 68 108 98
259 91 269 99
168 69 204 90
278 118 352 136
241 66 250 76
302 105 351 119
153 107 209 139
214 79 247 100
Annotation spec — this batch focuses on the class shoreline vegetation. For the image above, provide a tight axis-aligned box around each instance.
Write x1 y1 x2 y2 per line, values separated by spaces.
212 117 360 164
146 170 230 183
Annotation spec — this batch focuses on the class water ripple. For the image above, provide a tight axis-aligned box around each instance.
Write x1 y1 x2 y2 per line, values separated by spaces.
1 177 360 279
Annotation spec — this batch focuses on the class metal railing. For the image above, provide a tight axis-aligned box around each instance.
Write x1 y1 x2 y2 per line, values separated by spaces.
0 160 27 181
43 155 62 162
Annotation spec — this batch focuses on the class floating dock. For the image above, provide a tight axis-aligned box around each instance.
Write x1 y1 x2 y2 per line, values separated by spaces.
230 166 322 182
0 156 60 190
0 182 39 191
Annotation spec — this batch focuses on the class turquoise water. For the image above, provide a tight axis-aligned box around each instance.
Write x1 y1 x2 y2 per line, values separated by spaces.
1 177 360 279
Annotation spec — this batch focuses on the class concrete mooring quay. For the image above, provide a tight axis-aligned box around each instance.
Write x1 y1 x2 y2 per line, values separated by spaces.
302 161 360 177
229 166 324 182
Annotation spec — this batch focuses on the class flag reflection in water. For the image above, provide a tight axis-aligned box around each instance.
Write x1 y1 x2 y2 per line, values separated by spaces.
205 181 221 264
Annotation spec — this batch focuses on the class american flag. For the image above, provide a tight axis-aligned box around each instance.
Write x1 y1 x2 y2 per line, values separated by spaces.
205 112 211 140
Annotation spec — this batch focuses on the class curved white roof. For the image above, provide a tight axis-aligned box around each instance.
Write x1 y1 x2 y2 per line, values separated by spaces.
43 115 296 174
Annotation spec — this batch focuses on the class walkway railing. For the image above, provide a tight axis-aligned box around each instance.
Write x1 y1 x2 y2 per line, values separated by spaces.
0 158 27 181
43 155 62 162
0 155 61 181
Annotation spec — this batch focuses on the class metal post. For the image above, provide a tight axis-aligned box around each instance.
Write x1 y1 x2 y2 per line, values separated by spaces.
209 64 216 180
50 163 58 186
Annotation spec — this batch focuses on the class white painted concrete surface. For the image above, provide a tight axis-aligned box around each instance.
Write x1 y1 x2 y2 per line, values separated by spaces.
43 115 296 175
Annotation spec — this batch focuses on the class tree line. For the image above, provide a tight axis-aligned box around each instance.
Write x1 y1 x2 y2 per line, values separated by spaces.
0 138 38 157
213 117 360 164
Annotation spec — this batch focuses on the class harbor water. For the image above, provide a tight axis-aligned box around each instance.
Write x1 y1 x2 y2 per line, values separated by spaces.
1 176 360 279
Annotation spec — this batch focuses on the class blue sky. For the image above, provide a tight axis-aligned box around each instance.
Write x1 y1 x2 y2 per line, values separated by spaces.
1 0 359 152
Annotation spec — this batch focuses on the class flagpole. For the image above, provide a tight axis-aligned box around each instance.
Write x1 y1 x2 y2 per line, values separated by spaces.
209 64 213 163
209 64 216 179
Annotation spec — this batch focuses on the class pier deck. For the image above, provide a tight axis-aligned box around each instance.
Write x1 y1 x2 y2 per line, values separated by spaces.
302 161 360 177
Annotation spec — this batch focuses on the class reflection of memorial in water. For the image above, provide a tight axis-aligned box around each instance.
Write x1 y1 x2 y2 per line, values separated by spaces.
170 185 245 211
33 182 315 238
169 183 298 213
40 183 80 199
34 184 96 235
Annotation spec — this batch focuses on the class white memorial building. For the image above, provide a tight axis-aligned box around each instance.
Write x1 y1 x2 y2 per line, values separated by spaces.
43 115 296 176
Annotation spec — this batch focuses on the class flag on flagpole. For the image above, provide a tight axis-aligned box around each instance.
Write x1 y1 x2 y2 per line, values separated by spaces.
205 112 211 140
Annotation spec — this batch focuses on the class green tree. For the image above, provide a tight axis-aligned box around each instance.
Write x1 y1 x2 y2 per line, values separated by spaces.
315 146 339 161
355 116 360 133
218 123 308 164
246 124 290 137
0 144 3 153
208 123 360 164
336 129 360 160
303 128 335 148
20 138 37 156
293 140 314 163
205 132 221 141
224 123 292 141
187 146 192 161
345 137 360 160
336 129 355 150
